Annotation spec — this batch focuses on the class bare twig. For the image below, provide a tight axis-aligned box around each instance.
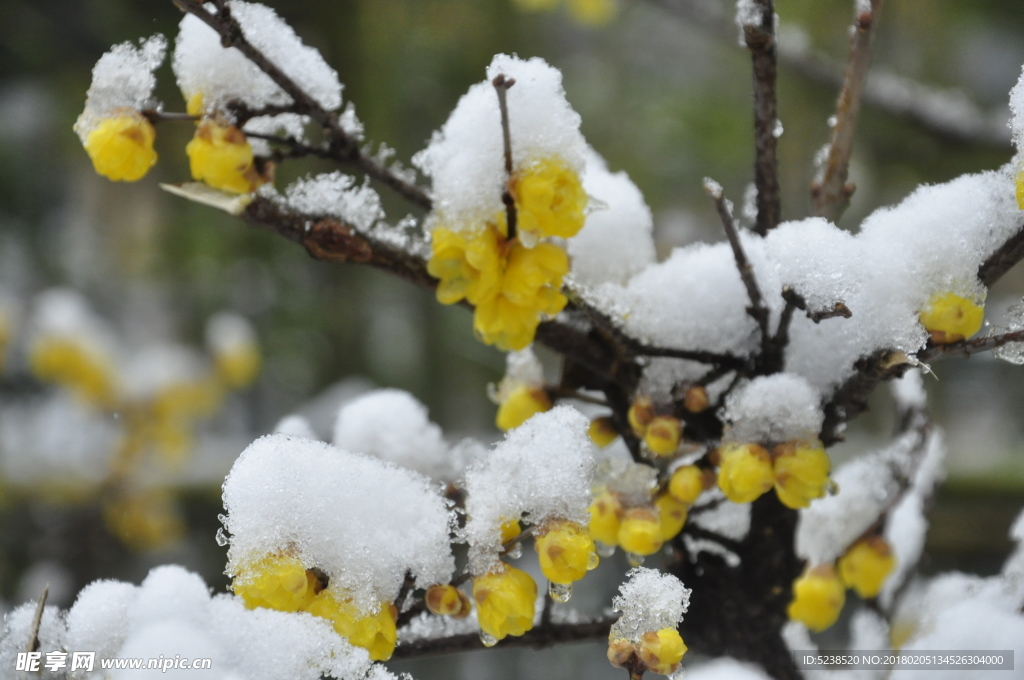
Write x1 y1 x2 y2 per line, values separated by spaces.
811 0 883 222
171 0 433 210
703 179 771 353
978 220 1024 287
392 616 617 658
26 584 49 653
781 287 852 324
741 0 781 235
919 329 1024 361
141 109 200 124
493 74 519 240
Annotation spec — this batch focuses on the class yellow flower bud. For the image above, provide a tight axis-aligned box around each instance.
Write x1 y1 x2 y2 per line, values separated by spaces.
1016 170 1024 211
838 537 896 599
215 344 262 390
618 507 663 556
772 440 832 510
636 628 688 675
655 493 688 541
645 416 682 457
425 584 471 618
496 385 552 431
232 553 320 613
82 111 158 182
186 119 270 194
628 396 655 436
717 443 774 504
305 592 398 661
683 385 709 413
500 518 523 545
566 0 617 26
29 338 117 407
588 416 619 447
473 563 538 641
787 564 846 633
606 637 635 668
428 224 503 306
919 291 984 344
103 491 185 552
588 490 622 546
512 158 588 240
668 465 705 505
535 520 598 584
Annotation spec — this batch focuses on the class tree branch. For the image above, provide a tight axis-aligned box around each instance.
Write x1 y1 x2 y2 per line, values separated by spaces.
741 0 781 235
811 0 883 222
919 329 1024 361
978 220 1024 287
493 74 520 240
392 617 617 659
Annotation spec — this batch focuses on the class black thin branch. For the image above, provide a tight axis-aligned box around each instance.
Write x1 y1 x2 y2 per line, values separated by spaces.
742 0 781 235
918 329 1024 361
493 74 519 240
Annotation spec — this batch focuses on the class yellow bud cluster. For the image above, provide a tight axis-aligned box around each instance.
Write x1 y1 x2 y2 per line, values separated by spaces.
717 441 834 508
837 537 896 599
628 397 683 457
495 385 552 431
534 519 598 584
103 491 185 552
425 585 472 618
29 337 117 407
233 554 397 660
186 119 271 195
473 562 538 642
608 628 688 676
82 111 158 182
588 416 620 447
717 443 774 504
919 291 985 344
512 158 588 240
787 564 846 632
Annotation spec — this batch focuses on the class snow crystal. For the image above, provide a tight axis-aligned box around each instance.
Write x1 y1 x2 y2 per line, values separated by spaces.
280 172 385 232
74 34 166 140
721 374 823 444
993 299 1024 365
332 389 453 480
567 149 656 287
0 604 65 680
687 658 772 680
735 0 762 30
690 491 751 540
223 433 454 610
274 414 317 439
683 535 740 567
891 368 927 411
1010 64 1024 151
763 217 860 313
65 580 138 660
490 347 545 404
463 406 593 573
413 54 587 228
173 2 342 113
610 567 690 642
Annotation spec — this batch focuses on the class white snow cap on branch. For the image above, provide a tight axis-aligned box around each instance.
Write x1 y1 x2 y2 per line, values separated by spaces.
223 433 455 610
1009 64 1024 152
332 388 454 480
610 567 690 643
413 54 587 228
463 406 593 574
721 373 824 443
280 172 385 233
206 311 258 356
568 149 656 287
74 34 166 140
173 1 342 113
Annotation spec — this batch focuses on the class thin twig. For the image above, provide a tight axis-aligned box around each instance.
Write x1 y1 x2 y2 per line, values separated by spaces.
141 109 200 124
393 616 618 658
811 0 884 222
781 287 852 324
493 74 519 240
703 179 771 353
171 0 433 210
540 593 553 627
741 0 781 235
26 584 49 653
550 388 610 407
918 329 1024 361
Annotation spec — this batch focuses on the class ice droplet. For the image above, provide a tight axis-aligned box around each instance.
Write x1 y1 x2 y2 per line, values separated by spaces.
506 542 523 560
215 528 229 547
596 541 616 558
587 552 600 570
549 581 573 603
626 552 645 567
479 631 498 647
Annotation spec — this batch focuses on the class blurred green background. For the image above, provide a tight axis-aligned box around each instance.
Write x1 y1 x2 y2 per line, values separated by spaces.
1 0 1023 674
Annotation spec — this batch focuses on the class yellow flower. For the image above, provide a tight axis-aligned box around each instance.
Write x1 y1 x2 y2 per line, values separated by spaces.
502 241 569 311
717 443 775 504
919 291 984 344
186 92 205 116
588 416 619 447
473 293 542 351
496 385 552 431
473 563 537 641
618 507 663 556
636 628 688 675
668 465 705 505
566 0 617 26
645 415 682 457
535 520 598 584
683 385 709 413
103 491 185 552
428 223 503 306
1016 170 1024 211
838 537 896 599
232 553 320 613
787 564 846 632
655 493 688 541
425 585 471 618
628 396 655 436
186 119 270 194
772 440 832 509
215 343 262 390
512 158 588 240
82 111 158 182
588 490 622 546
305 592 398 661
29 337 117 407
500 518 523 545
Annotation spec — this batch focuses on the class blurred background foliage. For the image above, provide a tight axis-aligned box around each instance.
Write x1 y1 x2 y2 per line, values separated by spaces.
0 0 1023 667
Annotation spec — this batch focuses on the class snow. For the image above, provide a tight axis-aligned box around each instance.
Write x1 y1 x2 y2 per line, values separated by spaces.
720 374 824 444
206 312 258 357
610 567 690 643
413 54 587 229
690 491 751 541
29 288 120 369
120 343 209 401
274 414 318 439
222 434 455 610
280 172 385 233
567 149 656 287
686 658 772 680
762 217 860 313
1006 64 1024 151
0 604 65 680
463 406 593 573
332 389 454 480
74 34 166 140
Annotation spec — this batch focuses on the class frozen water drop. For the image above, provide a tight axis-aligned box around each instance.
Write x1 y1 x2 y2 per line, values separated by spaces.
626 552 645 567
596 541 616 558
587 552 600 570
217 513 228 524
549 581 572 603
215 528 229 547
506 542 523 560
479 631 498 647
